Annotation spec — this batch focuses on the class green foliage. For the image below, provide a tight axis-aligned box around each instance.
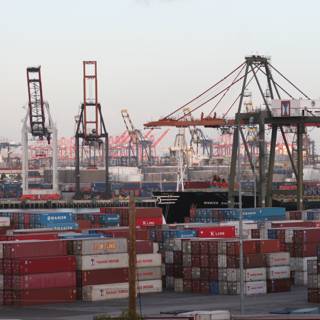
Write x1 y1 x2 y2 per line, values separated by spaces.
94 310 143 320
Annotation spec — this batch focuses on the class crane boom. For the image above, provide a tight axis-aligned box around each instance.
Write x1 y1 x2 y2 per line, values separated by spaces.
26 67 50 142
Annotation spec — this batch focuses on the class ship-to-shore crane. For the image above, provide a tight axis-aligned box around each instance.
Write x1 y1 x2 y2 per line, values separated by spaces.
21 66 59 200
74 61 110 199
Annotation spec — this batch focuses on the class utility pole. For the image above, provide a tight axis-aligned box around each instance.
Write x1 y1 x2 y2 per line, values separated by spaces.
237 124 244 314
128 191 137 317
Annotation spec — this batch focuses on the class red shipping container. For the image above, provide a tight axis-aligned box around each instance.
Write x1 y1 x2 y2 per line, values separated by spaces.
200 255 209 268
78 268 128 286
10 272 76 290
10 256 76 274
9 233 59 241
183 267 192 280
195 226 236 238
136 217 163 227
191 255 201 267
227 240 257 256
173 251 182 265
200 267 209 280
200 280 210 294
271 221 315 228
199 241 209 255
256 240 280 253
136 241 154 254
173 265 183 278
267 279 291 293
191 241 200 255
209 268 218 281
192 279 201 293
165 264 173 277
208 255 218 267
208 241 218 255
183 279 192 292
3 240 67 259
293 242 318 257
93 228 149 240
294 229 320 243
8 287 76 306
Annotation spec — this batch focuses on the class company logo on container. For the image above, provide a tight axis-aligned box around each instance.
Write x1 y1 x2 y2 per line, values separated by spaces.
93 242 117 250
96 258 120 264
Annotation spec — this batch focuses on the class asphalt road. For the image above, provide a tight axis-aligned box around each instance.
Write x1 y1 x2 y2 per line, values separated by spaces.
0 286 316 320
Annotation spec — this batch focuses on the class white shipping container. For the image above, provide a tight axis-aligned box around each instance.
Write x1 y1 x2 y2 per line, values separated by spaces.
245 281 267 296
292 257 316 272
83 282 128 301
73 238 127 255
285 229 293 244
218 269 228 282
308 274 320 289
137 267 161 281
294 271 308 286
0 217 10 227
218 255 227 268
174 278 183 292
76 253 128 271
267 266 290 280
178 310 231 320
219 281 228 295
173 239 183 251
153 242 159 253
265 252 290 267
227 269 239 282
138 279 162 294
83 280 162 301
165 251 173 264
245 268 266 282
137 254 162 267
307 260 318 275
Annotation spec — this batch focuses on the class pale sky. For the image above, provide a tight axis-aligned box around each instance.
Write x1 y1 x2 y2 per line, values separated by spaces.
1 0 320 144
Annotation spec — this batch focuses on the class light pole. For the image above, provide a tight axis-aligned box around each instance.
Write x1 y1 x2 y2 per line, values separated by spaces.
237 123 244 314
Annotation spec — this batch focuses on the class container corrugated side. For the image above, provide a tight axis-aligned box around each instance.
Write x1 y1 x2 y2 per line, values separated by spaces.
267 266 290 280
11 272 76 290
137 254 161 268
265 252 290 267
73 238 127 255
76 253 128 271
82 280 162 301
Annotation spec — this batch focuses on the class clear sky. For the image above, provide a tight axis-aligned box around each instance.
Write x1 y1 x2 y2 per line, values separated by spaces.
1 0 320 143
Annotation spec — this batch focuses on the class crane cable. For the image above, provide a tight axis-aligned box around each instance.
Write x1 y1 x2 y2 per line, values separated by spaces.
163 62 246 120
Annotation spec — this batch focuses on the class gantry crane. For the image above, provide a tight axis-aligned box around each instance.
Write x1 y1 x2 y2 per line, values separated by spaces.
74 61 110 198
145 55 320 210
121 109 152 167
21 66 59 199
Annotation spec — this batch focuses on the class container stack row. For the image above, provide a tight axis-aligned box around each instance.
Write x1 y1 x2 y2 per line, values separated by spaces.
307 246 320 303
1 240 77 306
71 237 162 301
162 237 291 296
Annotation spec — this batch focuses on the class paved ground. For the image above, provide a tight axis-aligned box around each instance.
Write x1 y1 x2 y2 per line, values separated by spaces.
0 286 316 320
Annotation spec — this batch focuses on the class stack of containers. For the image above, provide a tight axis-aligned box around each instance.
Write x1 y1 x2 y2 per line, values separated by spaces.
73 237 162 301
100 207 163 227
225 240 268 296
31 212 78 230
265 251 291 293
1 240 77 305
189 207 286 223
307 247 320 303
291 228 320 286
163 235 292 296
